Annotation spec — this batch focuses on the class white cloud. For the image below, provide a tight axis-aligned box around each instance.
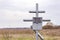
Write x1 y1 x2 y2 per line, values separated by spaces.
0 0 60 28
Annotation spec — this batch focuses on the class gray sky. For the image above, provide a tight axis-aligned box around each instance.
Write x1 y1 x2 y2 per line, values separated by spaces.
0 0 60 28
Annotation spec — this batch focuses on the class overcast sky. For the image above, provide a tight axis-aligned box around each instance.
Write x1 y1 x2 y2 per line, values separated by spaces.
0 0 60 28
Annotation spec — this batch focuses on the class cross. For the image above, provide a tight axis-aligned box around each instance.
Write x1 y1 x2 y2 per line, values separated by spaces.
23 3 51 40
23 3 51 23
29 3 45 17
24 3 50 22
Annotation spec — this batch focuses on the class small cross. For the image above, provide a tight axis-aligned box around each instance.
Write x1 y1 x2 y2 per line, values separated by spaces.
29 3 45 17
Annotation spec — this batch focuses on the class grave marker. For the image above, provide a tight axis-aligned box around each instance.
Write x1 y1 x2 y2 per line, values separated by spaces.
23 3 50 40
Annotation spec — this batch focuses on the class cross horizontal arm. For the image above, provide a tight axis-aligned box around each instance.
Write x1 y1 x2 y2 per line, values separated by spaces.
23 20 33 22
43 20 50 22
29 11 45 13
23 20 50 22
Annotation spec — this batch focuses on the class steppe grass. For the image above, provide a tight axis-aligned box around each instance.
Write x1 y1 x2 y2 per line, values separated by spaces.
0 34 60 40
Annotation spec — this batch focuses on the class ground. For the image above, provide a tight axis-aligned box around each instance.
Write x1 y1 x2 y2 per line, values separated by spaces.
0 28 60 40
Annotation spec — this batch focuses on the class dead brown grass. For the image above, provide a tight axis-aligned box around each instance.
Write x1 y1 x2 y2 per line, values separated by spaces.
40 29 60 36
0 28 60 36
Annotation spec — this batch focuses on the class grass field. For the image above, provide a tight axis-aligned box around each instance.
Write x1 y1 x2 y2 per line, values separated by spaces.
0 28 60 40
0 34 60 40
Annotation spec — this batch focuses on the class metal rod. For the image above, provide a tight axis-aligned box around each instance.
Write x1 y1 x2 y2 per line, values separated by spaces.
29 11 45 13
38 32 44 40
23 20 33 22
36 3 38 17
36 30 38 40
34 30 44 40
43 20 50 22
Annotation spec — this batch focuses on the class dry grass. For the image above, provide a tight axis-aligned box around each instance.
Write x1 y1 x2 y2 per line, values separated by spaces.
0 34 60 40
0 28 60 40
0 28 60 36
40 29 60 36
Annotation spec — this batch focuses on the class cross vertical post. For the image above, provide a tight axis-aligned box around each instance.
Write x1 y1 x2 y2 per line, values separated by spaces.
36 3 38 17
36 30 38 40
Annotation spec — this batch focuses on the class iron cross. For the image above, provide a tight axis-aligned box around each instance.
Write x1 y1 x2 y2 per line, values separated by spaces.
29 3 45 17
24 3 50 22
